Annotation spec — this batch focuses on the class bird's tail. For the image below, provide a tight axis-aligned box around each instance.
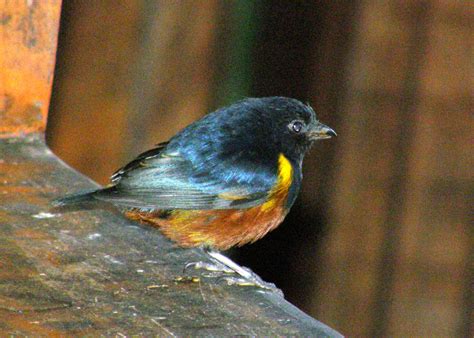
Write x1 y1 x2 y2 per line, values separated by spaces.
52 190 98 207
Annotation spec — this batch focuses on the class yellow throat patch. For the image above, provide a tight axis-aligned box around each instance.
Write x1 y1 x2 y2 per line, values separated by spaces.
261 153 293 211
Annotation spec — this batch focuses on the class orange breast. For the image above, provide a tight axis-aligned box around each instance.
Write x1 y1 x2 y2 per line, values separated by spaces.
125 154 293 250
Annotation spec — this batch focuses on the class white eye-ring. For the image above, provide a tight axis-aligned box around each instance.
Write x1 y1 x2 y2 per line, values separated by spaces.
289 120 305 134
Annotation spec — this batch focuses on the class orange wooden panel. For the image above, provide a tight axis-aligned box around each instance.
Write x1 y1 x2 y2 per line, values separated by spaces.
0 0 61 137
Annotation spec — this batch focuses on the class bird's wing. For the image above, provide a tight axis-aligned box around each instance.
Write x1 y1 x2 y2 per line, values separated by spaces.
110 141 169 183
96 147 275 211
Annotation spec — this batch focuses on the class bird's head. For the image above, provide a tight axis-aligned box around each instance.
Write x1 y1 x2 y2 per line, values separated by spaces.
245 97 336 164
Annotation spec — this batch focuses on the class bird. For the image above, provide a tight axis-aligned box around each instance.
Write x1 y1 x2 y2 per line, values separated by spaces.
54 97 336 287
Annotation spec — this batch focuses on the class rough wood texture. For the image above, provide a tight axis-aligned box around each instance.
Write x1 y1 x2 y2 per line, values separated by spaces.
0 0 61 137
0 136 341 336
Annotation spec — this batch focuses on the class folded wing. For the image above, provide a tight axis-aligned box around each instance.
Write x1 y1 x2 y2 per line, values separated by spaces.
94 145 274 211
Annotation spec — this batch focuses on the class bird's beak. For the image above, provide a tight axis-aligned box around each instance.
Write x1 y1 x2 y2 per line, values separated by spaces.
308 122 337 141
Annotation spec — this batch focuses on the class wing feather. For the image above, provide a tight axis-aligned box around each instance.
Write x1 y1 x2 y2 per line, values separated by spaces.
96 148 273 210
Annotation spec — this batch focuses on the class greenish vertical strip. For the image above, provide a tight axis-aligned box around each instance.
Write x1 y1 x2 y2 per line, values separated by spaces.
214 0 259 107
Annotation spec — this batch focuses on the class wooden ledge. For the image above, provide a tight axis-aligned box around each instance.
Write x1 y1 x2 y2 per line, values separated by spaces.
0 136 341 336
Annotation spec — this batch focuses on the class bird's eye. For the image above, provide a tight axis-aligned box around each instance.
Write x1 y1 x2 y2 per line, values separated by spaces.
289 120 304 134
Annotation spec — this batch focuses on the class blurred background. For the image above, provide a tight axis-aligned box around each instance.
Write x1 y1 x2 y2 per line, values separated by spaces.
46 1 472 336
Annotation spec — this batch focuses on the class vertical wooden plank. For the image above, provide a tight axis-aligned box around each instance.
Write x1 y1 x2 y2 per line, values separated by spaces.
312 0 472 336
286 0 358 313
0 0 61 137
47 1 143 184
387 1 473 336
126 0 219 156
303 0 358 215
212 0 257 107
48 1 220 185
310 1 431 336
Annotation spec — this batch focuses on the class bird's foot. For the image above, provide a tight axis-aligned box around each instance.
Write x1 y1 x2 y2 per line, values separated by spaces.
221 275 283 296
184 261 234 275
185 249 283 296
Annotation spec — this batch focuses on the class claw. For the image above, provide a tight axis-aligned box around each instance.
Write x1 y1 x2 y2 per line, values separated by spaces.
221 276 283 296
222 276 255 286
184 261 234 274
182 250 284 296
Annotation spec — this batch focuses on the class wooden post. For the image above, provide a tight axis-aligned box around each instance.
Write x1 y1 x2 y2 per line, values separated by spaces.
0 0 61 137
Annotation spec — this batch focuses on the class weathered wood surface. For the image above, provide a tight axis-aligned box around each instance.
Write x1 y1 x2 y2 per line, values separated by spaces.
0 136 341 336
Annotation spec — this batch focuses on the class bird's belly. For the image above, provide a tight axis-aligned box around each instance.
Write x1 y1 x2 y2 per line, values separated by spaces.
125 203 288 250
125 153 295 250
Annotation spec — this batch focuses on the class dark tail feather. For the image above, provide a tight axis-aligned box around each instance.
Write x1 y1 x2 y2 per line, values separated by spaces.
52 190 98 207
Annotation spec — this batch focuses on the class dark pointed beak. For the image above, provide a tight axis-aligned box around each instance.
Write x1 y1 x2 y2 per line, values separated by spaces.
308 122 337 141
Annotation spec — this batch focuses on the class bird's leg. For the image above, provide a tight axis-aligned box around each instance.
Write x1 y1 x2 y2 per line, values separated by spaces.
204 250 254 279
184 256 234 274
192 248 282 295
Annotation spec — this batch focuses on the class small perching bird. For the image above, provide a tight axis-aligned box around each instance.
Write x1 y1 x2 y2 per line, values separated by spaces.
54 97 336 288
